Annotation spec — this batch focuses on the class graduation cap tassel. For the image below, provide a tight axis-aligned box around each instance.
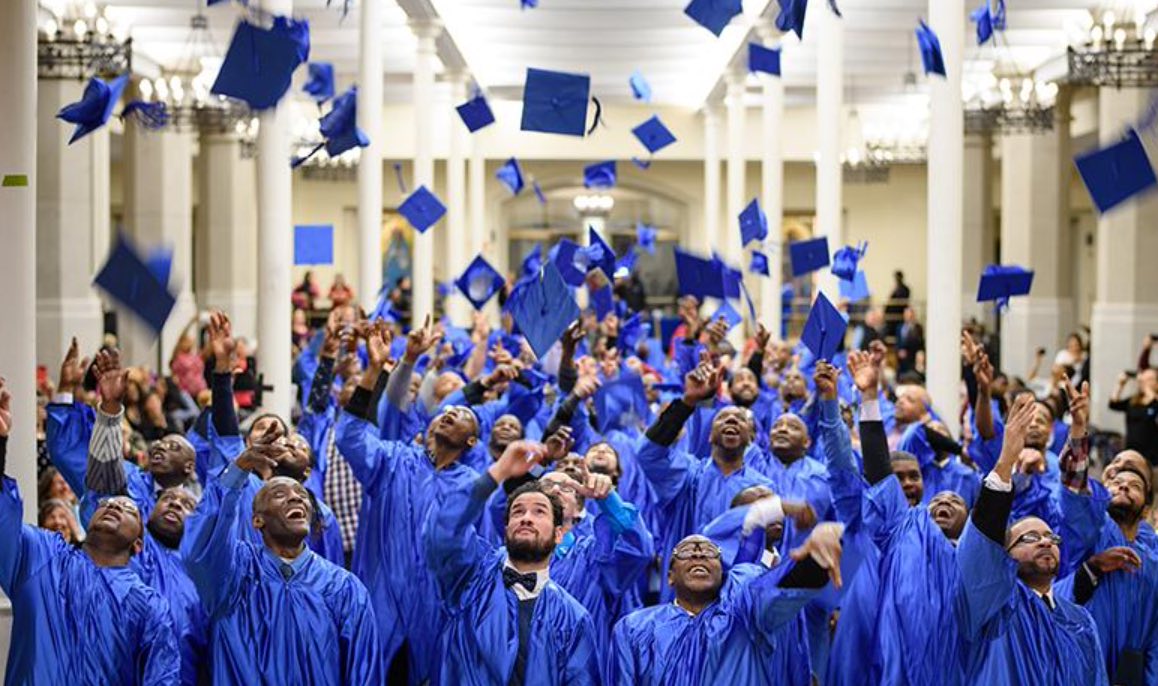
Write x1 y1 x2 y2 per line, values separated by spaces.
586 96 604 136
291 142 325 169
393 163 408 194
533 180 547 205
632 157 652 170
827 0 842 17
121 101 170 131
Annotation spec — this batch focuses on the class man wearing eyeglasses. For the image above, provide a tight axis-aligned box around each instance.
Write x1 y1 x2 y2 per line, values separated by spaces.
0 378 181 685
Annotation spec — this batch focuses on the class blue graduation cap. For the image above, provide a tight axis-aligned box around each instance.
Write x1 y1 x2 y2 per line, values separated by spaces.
591 284 614 321
775 0 807 40
291 86 369 167
801 292 847 361
496 157 525 195
293 225 334 265
970 0 1006 45
636 222 658 254
398 185 446 234
444 333 476 368
455 255 505 310
674 248 727 299
212 16 310 111
616 248 639 274
632 157 652 170
750 251 770 276
977 264 1034 311
629 69 652 102
506 380 544 425
619 312 649 353
684 0 742 37
789 236 830 277
507 261 581 358
713 299 743 331
632 115 677 155
550 238 588 287
520 67 591 137
93 234 177 335
593 373 650 434
739 198 768 247
748 43 781 76
520 244 543 280
303 62 335 102
521 0 538 8
586 227 617 278
584 160 617 189
533 181 547 205
838 270 871 303
916 19 946 77
369 287 405 324
831 241 867 282
144 248 173 288
456 91 495 133
57 73 129 144
1074 129 1158 215
712 252 743 300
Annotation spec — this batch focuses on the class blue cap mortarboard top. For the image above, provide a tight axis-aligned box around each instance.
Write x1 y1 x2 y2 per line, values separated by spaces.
456 92 496 133
632 115 677 155
674 248 727 299
398 186 446 234
616 248 639 274
57 74 129 144
507 261 582 359
618 313 649 353
916 19 946 77
831 241 867 282
713 299 743 331
976 265 1034 308
970 0 1006 45
293 225 334 265
550 239 588 287
584 160 617 189
506 380 544 425
629 69 652 102
520 67 591 137
591 285 614 321
1074 129 1158 214
455 254 505 310
684 0 742 37
303 62 335 102
593 373 650 434
739 198 768 247
712 252 743 300
212 16 310 111
750 251 770 276
320 86 369 158
497 158 525 195
748 43 781 76
801 292 848 361
93 234 177 335
586 227 617 279
838 270 871 303
144 248 173 287
775 0 807 39
636 222 658 254
521 244 544 280
789 236 831 277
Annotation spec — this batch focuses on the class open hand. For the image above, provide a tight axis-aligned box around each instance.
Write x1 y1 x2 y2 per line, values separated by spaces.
366 319 394 370
208 311 237 374
789 522 845 589
93 349 129 413
1087 546 1143 575
58 338 88 395
544 426 574 463
846 350 878 395
405 314 442 363
488 440 548 484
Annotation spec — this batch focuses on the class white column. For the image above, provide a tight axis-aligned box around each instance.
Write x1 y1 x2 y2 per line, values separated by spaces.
255 0 294 419
725 71 747 344
759 27 784 336
999 128 1068 378
1090 87 1158 429
815 4 843 301
196 134 258 340
357 0 383 309
926 0 964 433
410 19 441 327
37 79 105 365
961 133 993 325
122 122 197 369
446 72 469 326
0 0 38 524
701 104 721 255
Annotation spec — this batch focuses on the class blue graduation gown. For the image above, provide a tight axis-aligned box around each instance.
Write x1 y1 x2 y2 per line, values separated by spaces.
181 465 381 685
423 474 601 686
955 521 1107 685
0 476 181 685
610 562 818 686
747 450 833 522
132 534 208 686
334 412 479 683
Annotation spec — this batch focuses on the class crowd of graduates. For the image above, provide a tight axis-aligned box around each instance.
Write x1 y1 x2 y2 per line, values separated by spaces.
3 286 1158 686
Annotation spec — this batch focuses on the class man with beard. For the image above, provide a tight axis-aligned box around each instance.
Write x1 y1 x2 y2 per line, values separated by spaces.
1054 375 1158 686
0 379 181 684
182 448 380 685
611 523 846 686
424 440 601 685
335 317 482 684
955 379 1106 685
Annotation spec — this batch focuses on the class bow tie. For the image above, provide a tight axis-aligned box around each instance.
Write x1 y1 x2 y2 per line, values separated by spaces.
503 567 538 593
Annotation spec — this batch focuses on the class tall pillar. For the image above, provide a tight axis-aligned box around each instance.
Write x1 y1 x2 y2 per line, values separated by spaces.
758 25 784 335
196 134 257 340
1089 87 1158 429
255 0 294 418
926 0 965 433
122 122 197 369
37 79 105 365
0 0 39 523
410 19 441 327
999 126 1069 378
961 133 994 325
446 72 469 325
725 71 747 343
701 104 721 255
815 4 843 301
357 0 383 308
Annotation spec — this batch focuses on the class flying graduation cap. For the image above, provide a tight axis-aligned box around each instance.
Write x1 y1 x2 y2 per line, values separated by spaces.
586 227 617 279
520 244 544 280
839 270 871 303
593 373 650 434
521 67 594 137
293 85 369 167
1074 129 1158 214
57 73 129 144
507 261 581 358
739 198 768 247
456 91 496 133
831 241 868 282
789 236 831 277
455 255 505 310
303 62 335 102
93 233 177 335
212 16 310 111
629 69 652 102
584 160 617 189
915 19 946 77
775 0 807 40
970 0 1006 45
748 43 781 76
550 239 589 287
977 264 1034 312
398 186 446 234
636 221 658 254
684 0 742 37
632 115 677 155
750 251 771 276
801 292 848 361
496 157 526 195
674 248 731 299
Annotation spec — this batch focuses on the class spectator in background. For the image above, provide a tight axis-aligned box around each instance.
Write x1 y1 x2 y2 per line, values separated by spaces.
1054 332 1089 387
852 308 885 351
293 308 312 354
886 270 911 339
38 499 82 544
329 273 356 308
293 270 320 311
896 306 925 375
1110 367 1158 465
169 322 206 398
614 268 648 314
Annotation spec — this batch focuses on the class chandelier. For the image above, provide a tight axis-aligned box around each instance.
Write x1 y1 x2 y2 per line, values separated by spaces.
1067 8 1158 88
37 1 131 80
963 73 1057 134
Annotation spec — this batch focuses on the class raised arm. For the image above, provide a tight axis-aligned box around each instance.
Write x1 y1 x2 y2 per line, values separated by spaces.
0 381 53 596
582 474 655 595
967 331 998 442
556 320 584 395
86 349 130 499
45 338 93 493
386 315 434 411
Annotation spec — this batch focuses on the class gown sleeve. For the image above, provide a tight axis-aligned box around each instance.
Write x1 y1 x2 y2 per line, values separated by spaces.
636 400 697 508
729 562 819 637
955 518 1018 641
139 595 183 686
180 464 247 616
422 472 497 606
592 492 655 595
333 405 408 493
818 397 864 530
0 469 54 597
45 400 95 496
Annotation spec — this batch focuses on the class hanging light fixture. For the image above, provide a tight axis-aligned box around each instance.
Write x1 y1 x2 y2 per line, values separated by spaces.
37 1 131 80
1067 5 1158 88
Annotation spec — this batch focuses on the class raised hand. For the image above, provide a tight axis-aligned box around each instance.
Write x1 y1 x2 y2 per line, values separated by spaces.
484 363 520 389
683 354 724 405
544 426 574 463
578 473 614 501
572 375 602 401
365 319 394 371
754 323 771 354
207 310 237 374
846 350 879 396
0 378 11 438
321 308 346 359
705 317 729 347
813 360 840 401
996 393 1036 478
405 314 442 363
973 351 994 394
561 320 585 352
487 439 549 484
789 522 846 589
93 349 129 414
58 338 89 396
961 329 982 366
782 500 817 530
1087 546 1143 575
1062 377 1091 439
